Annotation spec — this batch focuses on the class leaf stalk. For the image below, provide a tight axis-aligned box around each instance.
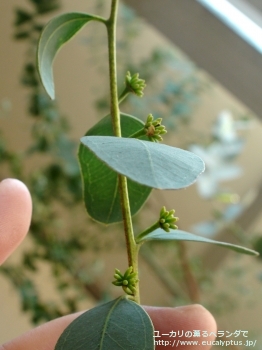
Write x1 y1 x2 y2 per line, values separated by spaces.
118 87 129 104
129 128 146 139
136 221 160 244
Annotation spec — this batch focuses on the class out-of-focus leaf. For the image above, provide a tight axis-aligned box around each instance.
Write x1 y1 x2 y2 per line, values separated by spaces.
14 9 33 26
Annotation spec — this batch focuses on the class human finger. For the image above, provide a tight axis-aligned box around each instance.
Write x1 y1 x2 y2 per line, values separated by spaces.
1 304 216 350
148 304 217 349
0 178 32 265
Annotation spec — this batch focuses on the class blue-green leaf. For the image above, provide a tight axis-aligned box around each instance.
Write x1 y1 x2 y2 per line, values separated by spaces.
80 136 205 189
37 12 105 99
55 297 155 350
78 114 152 224
136 229 259 256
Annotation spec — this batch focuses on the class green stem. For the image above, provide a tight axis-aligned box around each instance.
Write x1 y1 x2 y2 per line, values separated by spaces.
129 128 146 139
118 87 129 105
118 175 139 300
106 0 140 304
106 0 121 137
136 221 160 243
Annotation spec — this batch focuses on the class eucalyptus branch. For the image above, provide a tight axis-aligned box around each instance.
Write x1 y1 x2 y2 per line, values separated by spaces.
106 0 121 137
106 0 139 303
34 0 259 346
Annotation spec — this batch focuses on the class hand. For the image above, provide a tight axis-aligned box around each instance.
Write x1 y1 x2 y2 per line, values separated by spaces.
0 178 216 350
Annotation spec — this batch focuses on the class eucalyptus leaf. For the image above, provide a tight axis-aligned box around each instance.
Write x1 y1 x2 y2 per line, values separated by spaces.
78 114 152 224
55 297 155 350
137 229 259 256
80 136 205 189
37 12 105 99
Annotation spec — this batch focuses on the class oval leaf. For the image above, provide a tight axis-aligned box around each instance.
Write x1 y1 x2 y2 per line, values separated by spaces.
55 297 155 350
78 114 152 224
137 229 259 256
37 12 105 99
80 136 205 190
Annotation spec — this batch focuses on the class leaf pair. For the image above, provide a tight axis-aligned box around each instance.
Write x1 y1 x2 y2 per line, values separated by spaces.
78 113 152 223
78 112 205 224
37 11 205 224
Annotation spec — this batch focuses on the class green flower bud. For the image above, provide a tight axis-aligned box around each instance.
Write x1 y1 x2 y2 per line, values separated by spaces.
124 266 133 277
159 206 179 232
123 286 134 295
145 114 167 142
112 266 139 296
169 224 178 230
114 273 122 280
125 71 146 97
112 280 123 286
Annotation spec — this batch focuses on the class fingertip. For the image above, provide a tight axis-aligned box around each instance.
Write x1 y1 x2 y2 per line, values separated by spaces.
182 304 217 335
146 303 216 331
0 178 32 265
145 304 217 349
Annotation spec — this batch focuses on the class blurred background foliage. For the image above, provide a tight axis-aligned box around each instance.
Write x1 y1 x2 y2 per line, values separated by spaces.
1 0 261 339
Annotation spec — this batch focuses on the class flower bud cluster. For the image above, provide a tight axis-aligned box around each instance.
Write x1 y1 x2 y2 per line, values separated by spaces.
159 206 179 232
112 266 138 295
125 71 146 97
145 114 167 142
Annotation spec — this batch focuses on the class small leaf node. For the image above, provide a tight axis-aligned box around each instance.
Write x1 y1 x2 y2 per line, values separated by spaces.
112 266 138 295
